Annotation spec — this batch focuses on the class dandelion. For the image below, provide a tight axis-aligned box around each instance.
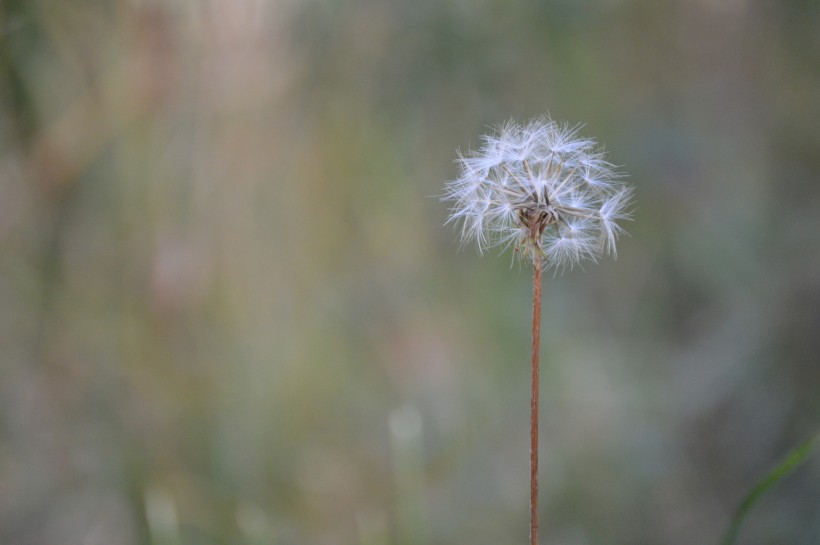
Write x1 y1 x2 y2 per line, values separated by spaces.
444 116 632 268
443 116 633 545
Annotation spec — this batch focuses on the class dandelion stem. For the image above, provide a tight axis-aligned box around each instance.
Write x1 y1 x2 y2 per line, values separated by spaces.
530 250 542 545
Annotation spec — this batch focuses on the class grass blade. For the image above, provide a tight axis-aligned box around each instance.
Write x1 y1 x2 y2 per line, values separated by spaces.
720 430 820 545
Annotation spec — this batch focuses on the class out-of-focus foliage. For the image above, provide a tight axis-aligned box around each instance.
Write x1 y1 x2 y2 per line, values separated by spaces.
1 1 818 544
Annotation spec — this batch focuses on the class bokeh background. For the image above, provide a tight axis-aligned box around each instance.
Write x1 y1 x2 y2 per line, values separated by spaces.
1 1 819 544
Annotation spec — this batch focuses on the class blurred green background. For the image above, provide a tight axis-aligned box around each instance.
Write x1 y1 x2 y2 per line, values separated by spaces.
1 1 819 544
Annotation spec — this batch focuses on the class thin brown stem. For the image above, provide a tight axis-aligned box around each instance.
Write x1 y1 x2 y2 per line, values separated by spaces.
530 251 542 545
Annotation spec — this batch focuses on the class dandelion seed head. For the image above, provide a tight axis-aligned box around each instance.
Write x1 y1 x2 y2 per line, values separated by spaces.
443 116 634 269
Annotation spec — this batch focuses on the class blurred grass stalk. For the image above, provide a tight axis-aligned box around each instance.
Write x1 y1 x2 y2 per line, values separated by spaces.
389 405 427 545
144 486 181 545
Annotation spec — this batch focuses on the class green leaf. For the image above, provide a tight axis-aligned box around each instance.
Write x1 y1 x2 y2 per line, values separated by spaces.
720 430 820 545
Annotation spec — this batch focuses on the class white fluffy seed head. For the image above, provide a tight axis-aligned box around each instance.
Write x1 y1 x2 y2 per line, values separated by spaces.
443 116 633 271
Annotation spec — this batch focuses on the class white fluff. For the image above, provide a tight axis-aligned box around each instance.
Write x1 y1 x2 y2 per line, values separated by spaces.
443 116 633 270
